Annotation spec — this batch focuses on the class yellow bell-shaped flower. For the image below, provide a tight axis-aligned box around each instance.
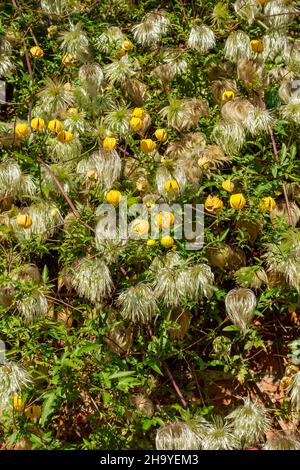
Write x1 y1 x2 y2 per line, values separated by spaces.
154 128 168 142
130 117 143 131
30 46 44 58
105 190 122 206
57 130 73 143
118 48 127 58
16 213 32 228
132 108 145 119
164 179 179 192
147 239 156 247
222 90 235 102
25 405 41 420
62 53 75 66
140 139 157 153
13 394 24 412
31 117 45 131
259 196 276 211
222 179 234 192
123 40 134 51
205 195 224 213
160 235 174 248
67 107 78 115
15 122 29 137
230 193 246 209
250 39 264 53
48 119 63 133
103 137 117 150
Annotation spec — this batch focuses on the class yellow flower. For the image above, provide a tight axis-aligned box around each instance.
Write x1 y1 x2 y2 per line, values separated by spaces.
25 405 41 420
122 40 134 51
62 53 75 66
105 190 122 206
147 239 156 247
222 179 234 192
131 218 150 236
48 119 63 133
103 137 117 150
140 139 157 153
154 128 168 142
16 213 32 229
15 122 29 137
259 196 276 211
258 0 269 3
13 394 24 412
205 195 224 213
230 193 246 210
164 179 179 192
132 108 145 119
57 130 73 143
130 117 143 131
67 107 78 115
118 47 127 58
160 236 174 248
30 46 44 58
31 117 45 131
155 211 175 229
250 40 264 53
222 90 235 102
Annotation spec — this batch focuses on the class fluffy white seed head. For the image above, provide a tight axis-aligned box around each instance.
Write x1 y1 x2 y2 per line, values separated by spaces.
243 108 274 135
0 361 31 410
77 149 121 190
224 31 251 62
287 371 300 411
281 98 300 125
187 25 216 53
225 288 257 333
234 0 261 24
264 431 300 450
227 398 272 447
156 421 199 450
195 415 240 450
71 258 113 304
17 289 48 324
212 121 245 156
116 283 158 323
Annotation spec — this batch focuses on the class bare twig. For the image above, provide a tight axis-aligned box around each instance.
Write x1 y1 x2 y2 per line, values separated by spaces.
147 324 188 409
38 158 96 234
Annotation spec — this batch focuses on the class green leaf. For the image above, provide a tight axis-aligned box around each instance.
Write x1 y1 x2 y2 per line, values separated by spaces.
223 325 240 332
42 265 49 284
75 344 100 356
148 361 163 376
40 392 57 426
108 370 136 380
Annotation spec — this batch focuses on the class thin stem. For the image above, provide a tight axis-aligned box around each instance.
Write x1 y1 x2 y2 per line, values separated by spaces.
38 157 96 234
